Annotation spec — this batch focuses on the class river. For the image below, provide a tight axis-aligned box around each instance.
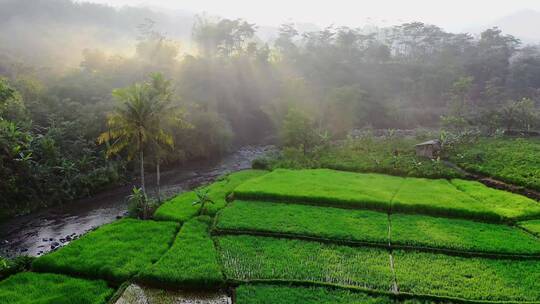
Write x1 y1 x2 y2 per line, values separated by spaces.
0 145 273 258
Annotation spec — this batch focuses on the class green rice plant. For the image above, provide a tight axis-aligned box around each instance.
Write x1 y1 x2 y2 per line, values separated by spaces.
393 250 540 301
391 214 540 255
0 272 113 304
154 170 268 222
32 219 179 283
216 235 393 291
235 284 395 304
138 217 224 289
450 138 540 191
519 219 540 236
391 178 493 220
234 169 403 211
216 200 389 244
234 169 539 222
451 179 540 221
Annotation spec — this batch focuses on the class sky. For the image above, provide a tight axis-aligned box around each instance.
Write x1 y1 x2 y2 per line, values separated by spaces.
78 0 540 32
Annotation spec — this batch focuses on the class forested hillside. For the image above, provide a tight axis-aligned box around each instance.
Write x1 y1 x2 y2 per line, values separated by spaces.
1 0 539 217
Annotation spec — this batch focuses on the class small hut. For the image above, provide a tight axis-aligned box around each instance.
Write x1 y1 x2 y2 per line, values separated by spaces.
415 139 441 159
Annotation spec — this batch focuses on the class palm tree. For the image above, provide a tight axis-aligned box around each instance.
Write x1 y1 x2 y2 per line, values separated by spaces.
147 73 175 202
98 82 162 194
192 188 215 216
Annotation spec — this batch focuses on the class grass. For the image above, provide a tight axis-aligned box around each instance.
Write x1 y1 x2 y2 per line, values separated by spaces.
393 250 540 301
450 137 540 191
216 200 389 244
154 169 268 222
235 284 395 304
265 136 463 179
138 216 224 290
519 219 540 236
450 179 540 221
216 235 393 291
391 214 540 255
32 219 179 283
0 272 113 304
234 169 403 211
236 169 540 222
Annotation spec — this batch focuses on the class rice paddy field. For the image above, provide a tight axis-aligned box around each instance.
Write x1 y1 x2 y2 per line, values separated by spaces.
3 166 540 303
450 137 540 191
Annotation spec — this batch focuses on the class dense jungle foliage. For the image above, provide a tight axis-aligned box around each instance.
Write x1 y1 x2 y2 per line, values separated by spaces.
1 0 540 217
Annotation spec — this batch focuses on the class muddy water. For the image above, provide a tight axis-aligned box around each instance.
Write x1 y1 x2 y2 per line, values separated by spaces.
0 145 273 258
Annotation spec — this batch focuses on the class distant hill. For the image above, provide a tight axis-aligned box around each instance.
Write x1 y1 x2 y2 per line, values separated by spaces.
0 0 195 68
472 9 540 44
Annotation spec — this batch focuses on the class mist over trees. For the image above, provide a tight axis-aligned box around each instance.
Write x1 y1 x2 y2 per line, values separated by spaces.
1 0 540 217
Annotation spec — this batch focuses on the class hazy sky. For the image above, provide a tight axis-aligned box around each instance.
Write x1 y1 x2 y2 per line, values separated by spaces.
80 0 540 32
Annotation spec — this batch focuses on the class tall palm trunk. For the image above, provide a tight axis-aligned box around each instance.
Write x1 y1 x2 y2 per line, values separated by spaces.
139 131 147 219
156 158 161 203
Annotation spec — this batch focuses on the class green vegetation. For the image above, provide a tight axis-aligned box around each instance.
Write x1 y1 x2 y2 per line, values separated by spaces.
391 214 540 255
235 169 402 211
216 235 393 290
450 179 540 221
391 178 484 218
235 168 540 221
519 219 540 236
32 219 179 283
451 138 540 190
216 200 389 244
139 217 224 289
266 136 462 179
393 250 540 301
235 284 394 304
154 170 267 222
0 272 113 304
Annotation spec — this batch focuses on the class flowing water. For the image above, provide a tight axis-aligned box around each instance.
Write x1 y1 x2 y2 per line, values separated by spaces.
0 145 273 258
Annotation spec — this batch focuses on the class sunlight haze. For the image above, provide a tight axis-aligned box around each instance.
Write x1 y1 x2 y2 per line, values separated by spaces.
79 0 540 31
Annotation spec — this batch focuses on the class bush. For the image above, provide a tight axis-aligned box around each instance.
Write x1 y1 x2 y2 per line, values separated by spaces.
0 256 34 280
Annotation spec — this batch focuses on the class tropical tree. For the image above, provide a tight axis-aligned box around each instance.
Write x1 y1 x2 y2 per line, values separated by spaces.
146 73 186 202
192 188 215 216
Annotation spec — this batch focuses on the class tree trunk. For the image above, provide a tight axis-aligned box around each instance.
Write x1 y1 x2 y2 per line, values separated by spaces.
140 149 147 219
140 150 146 192
156 159 161 203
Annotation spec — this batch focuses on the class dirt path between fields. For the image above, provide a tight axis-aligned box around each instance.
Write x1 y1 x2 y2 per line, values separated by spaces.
442 161 540 201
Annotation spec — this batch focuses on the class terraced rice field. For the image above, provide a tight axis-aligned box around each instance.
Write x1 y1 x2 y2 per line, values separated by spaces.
235 169 540 221
3 168 540 303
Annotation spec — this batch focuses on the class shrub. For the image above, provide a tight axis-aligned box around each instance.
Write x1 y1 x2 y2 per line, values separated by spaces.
0 256 34 280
